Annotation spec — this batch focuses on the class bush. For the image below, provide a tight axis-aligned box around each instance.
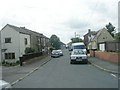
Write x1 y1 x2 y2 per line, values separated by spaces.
16 60 20 64
25 47 35 54
2 60 20 66
2 60 5 64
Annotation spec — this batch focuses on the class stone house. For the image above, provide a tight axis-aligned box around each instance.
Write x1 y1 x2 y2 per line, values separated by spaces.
90 28 114 50
84 28 114 51
84 29 97 50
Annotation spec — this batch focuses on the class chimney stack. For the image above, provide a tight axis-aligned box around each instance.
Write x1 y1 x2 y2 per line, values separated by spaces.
88 29 91 33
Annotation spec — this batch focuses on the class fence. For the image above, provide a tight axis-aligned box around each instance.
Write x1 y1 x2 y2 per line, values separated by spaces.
98 41 120 52
19 52 43 66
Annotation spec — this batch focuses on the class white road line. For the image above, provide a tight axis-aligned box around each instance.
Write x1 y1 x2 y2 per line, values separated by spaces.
111 74 117 78
90 62 119 74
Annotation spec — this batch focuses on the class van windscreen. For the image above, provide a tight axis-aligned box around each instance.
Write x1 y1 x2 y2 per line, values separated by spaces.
73 45 85 49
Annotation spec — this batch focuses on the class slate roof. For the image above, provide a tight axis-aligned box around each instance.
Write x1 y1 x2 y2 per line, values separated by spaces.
93 28 114 42
84 30 97 37
93 30 102 41
7 24 44 37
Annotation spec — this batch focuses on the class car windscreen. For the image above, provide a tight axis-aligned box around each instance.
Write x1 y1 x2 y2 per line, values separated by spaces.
52 50 58 53
73 45 85 49
57 50 62 52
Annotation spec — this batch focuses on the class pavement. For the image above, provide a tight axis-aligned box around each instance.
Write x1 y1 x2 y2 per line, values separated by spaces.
88 56 119 74
2 54 52 86
1 53 119 86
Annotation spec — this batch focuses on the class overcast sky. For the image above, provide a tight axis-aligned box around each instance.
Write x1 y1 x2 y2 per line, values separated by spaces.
0 0 119 44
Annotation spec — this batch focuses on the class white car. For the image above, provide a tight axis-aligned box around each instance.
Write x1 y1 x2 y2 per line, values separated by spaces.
57 50 63 56
0 80 11 89
70 49 88 64
51 50 60 58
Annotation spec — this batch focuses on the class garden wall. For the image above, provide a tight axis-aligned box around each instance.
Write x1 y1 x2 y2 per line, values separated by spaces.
90 50 120 63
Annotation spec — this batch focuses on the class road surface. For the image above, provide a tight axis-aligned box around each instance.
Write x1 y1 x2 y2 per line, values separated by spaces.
12 50 118 88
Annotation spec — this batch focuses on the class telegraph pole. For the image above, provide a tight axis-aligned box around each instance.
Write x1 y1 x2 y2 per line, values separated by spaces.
75 32 76 38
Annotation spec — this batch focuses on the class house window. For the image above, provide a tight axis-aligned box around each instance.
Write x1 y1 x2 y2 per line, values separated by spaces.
38 38 41 45
5 53 15 59
24 38 27 45
5 38 11 43
103 37 107 39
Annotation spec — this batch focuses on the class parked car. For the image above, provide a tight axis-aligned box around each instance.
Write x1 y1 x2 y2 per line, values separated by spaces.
0 80 11 90
70 49 88 64
57 50 63 56
51 50 60 58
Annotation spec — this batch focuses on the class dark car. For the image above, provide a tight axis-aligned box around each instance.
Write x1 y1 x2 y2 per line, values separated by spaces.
51 50 60 58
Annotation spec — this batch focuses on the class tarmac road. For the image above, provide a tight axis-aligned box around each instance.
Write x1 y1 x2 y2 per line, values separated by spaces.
12 50 118 88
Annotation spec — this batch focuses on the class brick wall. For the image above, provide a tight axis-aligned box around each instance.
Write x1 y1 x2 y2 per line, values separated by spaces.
90 50 120 63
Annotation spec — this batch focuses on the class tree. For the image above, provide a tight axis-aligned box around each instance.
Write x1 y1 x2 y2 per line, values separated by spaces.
71 37 83 43
106 22 115 37
114 32 120 41
50 34 61 49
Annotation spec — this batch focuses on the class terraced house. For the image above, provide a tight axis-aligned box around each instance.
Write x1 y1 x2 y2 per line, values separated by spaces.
0 24 50 63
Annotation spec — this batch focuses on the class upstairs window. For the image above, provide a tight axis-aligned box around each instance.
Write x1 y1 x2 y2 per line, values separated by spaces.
5 38 11 43
24 38 27 45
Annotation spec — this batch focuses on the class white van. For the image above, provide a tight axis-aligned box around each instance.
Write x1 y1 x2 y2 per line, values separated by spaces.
72 42 87 54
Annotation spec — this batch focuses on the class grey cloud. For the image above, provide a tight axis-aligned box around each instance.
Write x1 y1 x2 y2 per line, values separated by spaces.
63 18 90 29
88 1 118 19
89 2 108 14
0 17 31 29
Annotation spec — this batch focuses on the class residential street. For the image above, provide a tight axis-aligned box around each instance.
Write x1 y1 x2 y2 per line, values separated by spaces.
5 49 118 88
0 1 119 89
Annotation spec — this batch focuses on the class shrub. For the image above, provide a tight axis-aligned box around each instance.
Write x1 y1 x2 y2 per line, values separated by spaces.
25 47 35 54
2 60 5 64
16 60 20 64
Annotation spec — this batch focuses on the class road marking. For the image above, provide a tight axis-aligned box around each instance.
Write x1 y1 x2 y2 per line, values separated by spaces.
111 74 120 80
110 73 120 79
90 62 119 74
110 74 117 78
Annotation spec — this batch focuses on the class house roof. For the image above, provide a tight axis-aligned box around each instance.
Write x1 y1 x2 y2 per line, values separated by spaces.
93 28 114 41
93 30 102 40
43 35 49 40
7 24 44 37
84 30 97 37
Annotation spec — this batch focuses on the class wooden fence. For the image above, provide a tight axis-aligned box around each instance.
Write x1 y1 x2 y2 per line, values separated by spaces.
19 52 43 66
98 41 120 52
